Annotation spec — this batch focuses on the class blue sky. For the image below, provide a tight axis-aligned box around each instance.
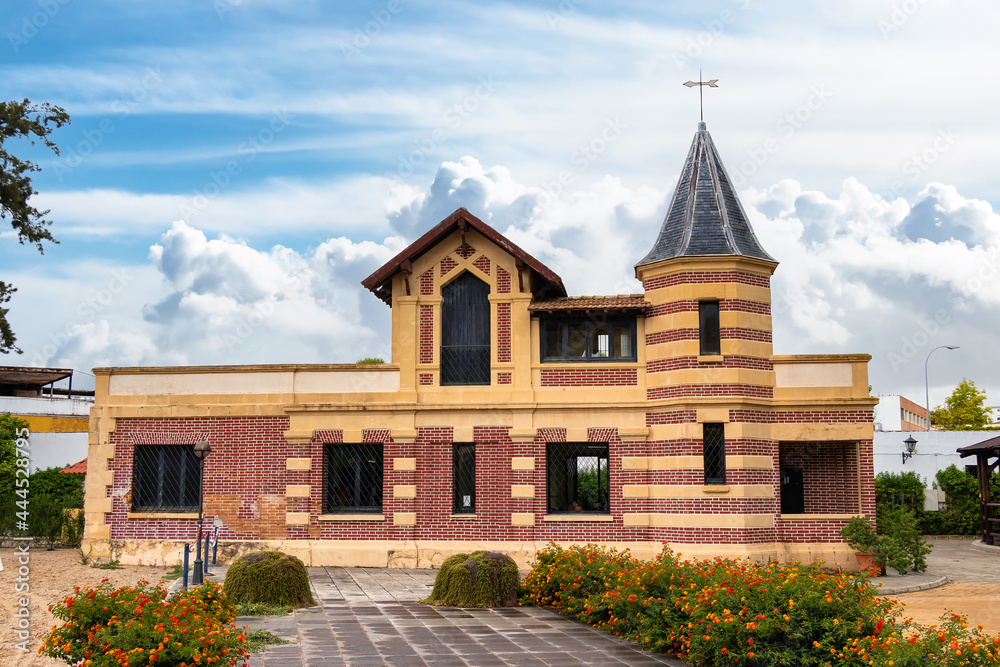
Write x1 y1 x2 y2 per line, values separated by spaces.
2 0 999 416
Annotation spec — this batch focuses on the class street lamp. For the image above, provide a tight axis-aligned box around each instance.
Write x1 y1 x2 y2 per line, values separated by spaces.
192 439 212 585
924 345 959 431
902 435 917 464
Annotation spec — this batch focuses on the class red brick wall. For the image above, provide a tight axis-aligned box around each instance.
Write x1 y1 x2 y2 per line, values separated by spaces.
497 372 512 384
647 384 774 400
779 442 859 514
440 255 458 276
497 303 511 363
649 298 771 317
646 327 773 345
540 368 638 387
419 373 433 386
472 255 491 276
455 243 476 259
643 271 770 291
418 305 433 364
419 270 433 295
497 267 511 294
647 356 774 373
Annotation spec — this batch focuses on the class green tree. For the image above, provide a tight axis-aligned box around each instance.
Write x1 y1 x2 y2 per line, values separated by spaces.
0 412 30 491
930 378 993 430
1 99 71 354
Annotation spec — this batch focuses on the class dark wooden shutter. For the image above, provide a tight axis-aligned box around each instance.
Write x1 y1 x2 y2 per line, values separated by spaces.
441 272 491 385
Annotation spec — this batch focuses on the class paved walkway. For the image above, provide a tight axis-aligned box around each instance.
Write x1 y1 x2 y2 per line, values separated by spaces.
190 538 999 666
240 568 685 667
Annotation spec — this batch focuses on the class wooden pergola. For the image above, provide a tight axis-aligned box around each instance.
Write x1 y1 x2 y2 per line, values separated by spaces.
957 435 1000 546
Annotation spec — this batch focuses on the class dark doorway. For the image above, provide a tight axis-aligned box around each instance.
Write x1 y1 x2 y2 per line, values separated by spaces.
780 467 804 515
440 272 491 385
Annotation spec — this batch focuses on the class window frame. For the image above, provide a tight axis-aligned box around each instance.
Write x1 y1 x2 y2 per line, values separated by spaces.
699 300 721 355
323 443 384 514
545 441 611 514
452 443 476 514
539 316 637 363
131 444 202 513
440 271 492 386
702 423 726 485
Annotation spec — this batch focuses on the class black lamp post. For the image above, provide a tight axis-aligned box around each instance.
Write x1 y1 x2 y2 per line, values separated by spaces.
902 435 917 464
192 439 212 585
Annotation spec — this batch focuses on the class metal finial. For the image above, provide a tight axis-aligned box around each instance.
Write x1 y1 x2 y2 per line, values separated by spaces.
682 69 719 122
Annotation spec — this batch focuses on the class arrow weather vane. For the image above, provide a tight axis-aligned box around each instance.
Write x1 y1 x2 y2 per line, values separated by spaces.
683 70 718 122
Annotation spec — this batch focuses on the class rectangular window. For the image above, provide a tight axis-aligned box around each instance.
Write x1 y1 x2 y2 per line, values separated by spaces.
540 317 637 362
699 300 721 355
132 444 201 512
453 443 476 514
546 442 610 513
324 443 383 513
703 423 726 485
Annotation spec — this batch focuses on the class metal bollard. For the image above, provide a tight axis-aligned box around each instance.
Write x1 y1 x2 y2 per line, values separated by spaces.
204 534 212 575
183 544 190 590
212 535 218 566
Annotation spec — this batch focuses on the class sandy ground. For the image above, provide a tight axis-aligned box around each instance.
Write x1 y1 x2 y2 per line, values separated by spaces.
0 547 172 667
893 584 1000 635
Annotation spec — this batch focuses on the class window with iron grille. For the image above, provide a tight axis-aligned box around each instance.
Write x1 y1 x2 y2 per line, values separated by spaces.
703 423 726 485
132 444 201 512
540 316 637 362
546 442 610 513
453 443 476 513
441 272 491 385
324 443 383 513
699 300 721 355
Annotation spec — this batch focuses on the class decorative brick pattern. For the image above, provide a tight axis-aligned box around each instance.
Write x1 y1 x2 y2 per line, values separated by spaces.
497 372 512 384
455 243 476 259
645 410 698 426
497 267 511 294
472 255 491 276
419 305 433 364
313 430 343 443
440 256 458 276
645 327 773 345
646 356 773 373
540 368 638 387
647 384 774 400
536 428 566 442
419 373 433 385
729 409 874 423
419 270 433 295
643 271 770 291
497 303 511 363
649 298 771 317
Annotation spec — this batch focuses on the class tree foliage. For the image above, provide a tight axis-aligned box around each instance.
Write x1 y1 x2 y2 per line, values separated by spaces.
930 378 993 430
0 99 71 354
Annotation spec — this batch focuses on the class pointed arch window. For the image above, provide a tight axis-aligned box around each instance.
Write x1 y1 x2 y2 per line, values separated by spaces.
441 272 491 385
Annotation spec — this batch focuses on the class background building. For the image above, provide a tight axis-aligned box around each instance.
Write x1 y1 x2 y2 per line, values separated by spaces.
875 394 929 432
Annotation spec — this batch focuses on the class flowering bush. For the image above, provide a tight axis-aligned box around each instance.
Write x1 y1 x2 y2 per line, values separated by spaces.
40 579 249 667
520 543 1000 666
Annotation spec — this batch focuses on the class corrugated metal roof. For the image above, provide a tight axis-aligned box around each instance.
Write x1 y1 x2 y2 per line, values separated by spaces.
637 122 775 267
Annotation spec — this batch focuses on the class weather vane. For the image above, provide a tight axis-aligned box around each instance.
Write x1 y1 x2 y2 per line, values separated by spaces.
683 70 718 122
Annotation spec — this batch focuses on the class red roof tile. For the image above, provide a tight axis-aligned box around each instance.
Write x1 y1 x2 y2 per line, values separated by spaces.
60 458 87 474
528 294 650 313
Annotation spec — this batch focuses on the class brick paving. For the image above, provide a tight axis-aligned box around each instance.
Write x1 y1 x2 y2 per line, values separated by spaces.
240 568 686 667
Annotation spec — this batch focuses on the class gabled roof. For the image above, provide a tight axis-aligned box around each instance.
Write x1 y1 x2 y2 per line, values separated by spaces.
528 294 650 315
362 207 566 305
637 122 775 268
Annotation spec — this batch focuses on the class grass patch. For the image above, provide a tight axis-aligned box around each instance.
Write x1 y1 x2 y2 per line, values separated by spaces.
235 601 292 617
92 560 123 570
162 563 185 581
243 629 292 653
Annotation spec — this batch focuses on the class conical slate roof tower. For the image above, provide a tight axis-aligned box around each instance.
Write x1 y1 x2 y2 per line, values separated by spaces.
637 121 774 267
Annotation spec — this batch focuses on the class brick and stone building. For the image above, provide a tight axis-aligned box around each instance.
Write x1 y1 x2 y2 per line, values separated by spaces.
83 122 877 568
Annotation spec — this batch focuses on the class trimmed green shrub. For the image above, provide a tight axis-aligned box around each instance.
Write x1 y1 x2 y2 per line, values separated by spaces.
223 551 316 608
422 550 520 607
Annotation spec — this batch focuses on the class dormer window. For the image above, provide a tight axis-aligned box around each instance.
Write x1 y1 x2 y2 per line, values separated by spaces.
540 316 637 362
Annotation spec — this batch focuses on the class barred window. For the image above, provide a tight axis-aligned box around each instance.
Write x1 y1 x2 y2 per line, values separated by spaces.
453 443 476 514
441 272 491 386
132 444 201 512
546 442 609 513
699 300 721 355
703 423 726 485
324 443 383 513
